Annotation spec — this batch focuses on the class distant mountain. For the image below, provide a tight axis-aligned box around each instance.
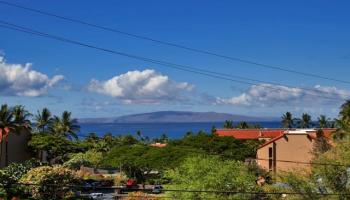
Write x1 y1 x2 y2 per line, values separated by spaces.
78 111 278 124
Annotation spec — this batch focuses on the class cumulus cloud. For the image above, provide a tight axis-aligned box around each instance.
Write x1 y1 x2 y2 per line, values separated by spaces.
216 83 350 107
87 69 194 104
0 57 64 97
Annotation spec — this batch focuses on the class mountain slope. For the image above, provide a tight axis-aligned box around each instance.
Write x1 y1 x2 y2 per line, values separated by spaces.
78 111 278 123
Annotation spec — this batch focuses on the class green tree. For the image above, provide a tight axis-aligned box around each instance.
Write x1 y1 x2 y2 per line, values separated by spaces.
0 104 16 166
0 105 30 166
165 156 261 200
333 100 350 140
34 108 53 133
281 112 294 128
50 111 80 139
339 100 350 123
28 134 81 164
312 129 332 157
236 121 249 129
297 113 312 128
21 166 81 199
318 115 331 128
223 120 234 129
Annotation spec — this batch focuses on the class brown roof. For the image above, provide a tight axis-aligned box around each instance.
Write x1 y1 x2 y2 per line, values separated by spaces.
257 128 336 149
215 129 285 140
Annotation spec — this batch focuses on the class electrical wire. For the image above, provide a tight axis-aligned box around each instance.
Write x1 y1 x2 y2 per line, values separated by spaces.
0 0 348 84
0 21 347 102
12 183 350 196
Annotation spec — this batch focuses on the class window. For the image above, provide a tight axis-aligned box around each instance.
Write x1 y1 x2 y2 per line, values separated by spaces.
268 147 273 171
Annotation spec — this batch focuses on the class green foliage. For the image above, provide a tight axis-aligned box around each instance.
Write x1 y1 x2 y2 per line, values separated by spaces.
170 132 261 160
165 156 261 200
28 133 82 164
20 166 81 199
63 153 92 170
296 113 313 128
223 120 234 129
278 172 322 200
102 144 201 183
50 111 80 139
312 141 350 194
312 130 332 157
0 159 42 198
281 112 295 128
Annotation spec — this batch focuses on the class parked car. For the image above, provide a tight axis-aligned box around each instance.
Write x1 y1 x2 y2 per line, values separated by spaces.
89 193 104 199
152 185 163 194
125 179 138 189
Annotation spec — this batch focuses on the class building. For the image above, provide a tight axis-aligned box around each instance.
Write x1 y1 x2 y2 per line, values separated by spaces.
256 129 335 173
216 128 336 173
0 130 32 168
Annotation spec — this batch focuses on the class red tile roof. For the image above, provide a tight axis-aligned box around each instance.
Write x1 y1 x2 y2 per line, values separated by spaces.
215 129 285 140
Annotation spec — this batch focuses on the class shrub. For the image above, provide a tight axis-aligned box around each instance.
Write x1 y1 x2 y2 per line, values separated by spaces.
0 159 42 199
113 172 128 186
20 166 81 199
63 153 92 170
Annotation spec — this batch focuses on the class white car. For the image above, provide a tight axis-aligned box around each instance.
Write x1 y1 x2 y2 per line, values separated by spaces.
89 193 104 199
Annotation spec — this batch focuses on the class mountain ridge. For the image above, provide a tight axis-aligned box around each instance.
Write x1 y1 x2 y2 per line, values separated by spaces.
78 111 279 124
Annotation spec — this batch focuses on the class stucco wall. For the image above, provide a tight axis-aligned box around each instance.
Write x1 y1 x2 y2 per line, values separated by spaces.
256 134 314 172
0 130 32 168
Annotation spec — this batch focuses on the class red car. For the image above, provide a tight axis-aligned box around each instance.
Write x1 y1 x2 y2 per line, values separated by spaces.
125 179 138 189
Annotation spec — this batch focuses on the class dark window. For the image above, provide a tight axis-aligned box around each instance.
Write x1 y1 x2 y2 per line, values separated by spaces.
269 147 273 158
268 147 273 171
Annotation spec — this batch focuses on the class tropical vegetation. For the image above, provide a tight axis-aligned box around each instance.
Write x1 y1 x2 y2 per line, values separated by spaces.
1 100 350 199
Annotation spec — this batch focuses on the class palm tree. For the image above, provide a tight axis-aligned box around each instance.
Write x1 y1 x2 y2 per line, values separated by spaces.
333 100 350 140
223 120 233 129
281 112 294 128
297 113 312 128
339 100 350 123
236 121 249 129
0 105 17 166
50 111 80 139
318 115 330 128
35 108 53 133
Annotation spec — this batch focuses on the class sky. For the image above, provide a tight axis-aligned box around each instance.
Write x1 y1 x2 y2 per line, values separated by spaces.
0 0 350 119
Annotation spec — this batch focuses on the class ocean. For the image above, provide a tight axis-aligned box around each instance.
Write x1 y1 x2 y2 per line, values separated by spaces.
78 121 281 139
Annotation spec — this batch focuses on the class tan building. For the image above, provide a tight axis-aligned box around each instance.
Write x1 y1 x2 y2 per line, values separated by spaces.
0 130 32 168
256 129 335 173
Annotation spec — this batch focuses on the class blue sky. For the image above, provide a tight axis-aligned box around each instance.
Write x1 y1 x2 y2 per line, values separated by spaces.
0 0 349 119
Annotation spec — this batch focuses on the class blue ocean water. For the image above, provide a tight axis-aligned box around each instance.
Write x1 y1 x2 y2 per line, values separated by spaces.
78 121 281 139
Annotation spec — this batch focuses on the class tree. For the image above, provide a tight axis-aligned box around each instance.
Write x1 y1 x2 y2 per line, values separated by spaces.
34 108 52 133
281 112 294 128
165 156 261 200
20 166 81 199
28 134 81 164
312 129 332 157
0 104 16 166
297 113 312 128
236 121 249 129
50 111 80 139
223 120 233 129
318 115 331 128
333 100 350 140
0 105 31 166
339 100 350 123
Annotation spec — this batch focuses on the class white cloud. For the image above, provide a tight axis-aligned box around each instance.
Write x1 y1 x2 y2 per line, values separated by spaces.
0 57 64 97
88 69 194 104
216 83 350 107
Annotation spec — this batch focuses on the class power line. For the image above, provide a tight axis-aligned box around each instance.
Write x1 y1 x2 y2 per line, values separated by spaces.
0 0 348 85
0 21 347 102
179 148 349 167
13 183 350 196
